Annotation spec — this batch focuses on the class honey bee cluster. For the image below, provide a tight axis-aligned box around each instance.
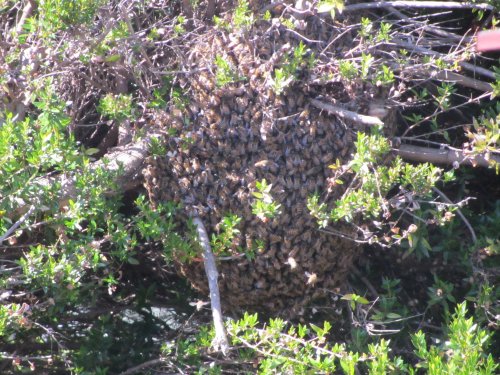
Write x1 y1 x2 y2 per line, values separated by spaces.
144 28 362 315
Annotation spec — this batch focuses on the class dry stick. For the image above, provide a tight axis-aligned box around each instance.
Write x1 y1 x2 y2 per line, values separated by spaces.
119 358 167 375
310 99 384 127
388 6 473 43
432 187 478 244
393 38 496 80
191 216 230 355
433 70 493 93
0 206 35 244
394 144 500 168
338 1 494 12
13 0 35 36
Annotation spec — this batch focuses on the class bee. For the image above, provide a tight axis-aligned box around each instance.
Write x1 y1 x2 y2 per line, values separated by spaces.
311 142 321 155
210 95 221 107
269 234 281 244
309 122 317 137
179 177 191 193
305 272 318 285
287 257 297 270
321 153 334 164
252 110 263 122
299 108 310 121
255 159 270 168
273 258 281 270
247 141 259 153
287 246 299 257
287 228 300 238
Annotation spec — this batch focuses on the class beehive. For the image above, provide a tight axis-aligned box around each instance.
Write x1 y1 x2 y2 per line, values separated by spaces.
143 27 367 315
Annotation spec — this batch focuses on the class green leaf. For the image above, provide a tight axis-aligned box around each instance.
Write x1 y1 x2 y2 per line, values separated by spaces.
341 294 355 301
127 257 140 265
85 148 100 156
252 192 263 199
356 296 369 305
386 313 402 319
104 54 122 63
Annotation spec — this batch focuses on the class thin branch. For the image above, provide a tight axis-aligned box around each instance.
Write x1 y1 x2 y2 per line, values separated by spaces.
388 6 473 43
310 99 384 127
119 358 167 375
433 70 493 93
394 143 500 168
392 38 496 80
339 1 494 12
191 216 229 355
13 0 35 36
350 265 379 298
0 206 35 244
432 187 477 243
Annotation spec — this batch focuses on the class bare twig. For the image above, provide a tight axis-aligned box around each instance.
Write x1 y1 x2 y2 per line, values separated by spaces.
13 0 35 36
393 38 496 80
432 187 477 243
433 70 493 93
191 216 229 355
0 206 35 244
310 99 384 127
350 265 379 298
119 358 167 375
388 6 473 43
339 1 494 12
394 143 500 168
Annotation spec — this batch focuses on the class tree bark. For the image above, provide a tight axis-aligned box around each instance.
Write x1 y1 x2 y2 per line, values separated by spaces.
395 144 500 168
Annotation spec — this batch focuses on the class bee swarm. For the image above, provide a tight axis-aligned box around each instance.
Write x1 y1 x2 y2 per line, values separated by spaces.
143 22 382 316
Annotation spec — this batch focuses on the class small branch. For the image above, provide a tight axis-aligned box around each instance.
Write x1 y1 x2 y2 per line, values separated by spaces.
338 1 494 12
395 143 500 168
191 216 229 355
310 99 384 127
13 0 35 36
119 358 167 375
432 187 477 244
433 70 493 93
393 38 496 80
0 206 35 244
350 265 379 298
388 6 473 43
181 0 194 18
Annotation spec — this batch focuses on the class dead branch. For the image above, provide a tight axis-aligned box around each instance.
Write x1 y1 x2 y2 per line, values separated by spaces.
388 6 473 43
433 70 493 93
13 0 35 37
310 99 384 127
0 206 35 244
191 216 230 355
340 1 494 12
119 358 167 375
392 38 496 80
432 187 477 244
394 143 500 168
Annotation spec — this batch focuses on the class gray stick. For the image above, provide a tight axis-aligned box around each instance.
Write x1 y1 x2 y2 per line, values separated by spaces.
192 216 230 355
